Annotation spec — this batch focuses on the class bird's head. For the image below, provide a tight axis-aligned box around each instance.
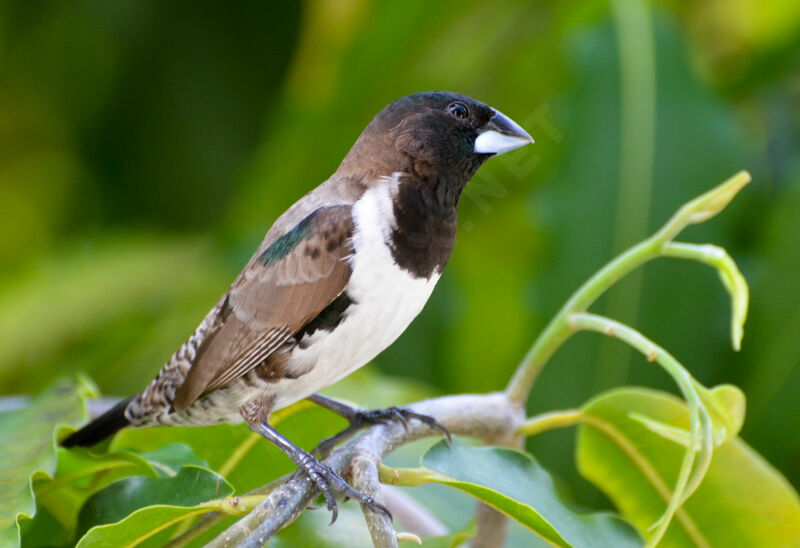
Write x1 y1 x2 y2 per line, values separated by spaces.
337 91 533 204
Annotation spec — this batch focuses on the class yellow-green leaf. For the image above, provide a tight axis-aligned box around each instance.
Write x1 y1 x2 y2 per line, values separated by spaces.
577 388 800 546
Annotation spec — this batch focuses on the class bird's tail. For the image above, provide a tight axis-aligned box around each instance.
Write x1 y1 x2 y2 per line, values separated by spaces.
61 397 133 448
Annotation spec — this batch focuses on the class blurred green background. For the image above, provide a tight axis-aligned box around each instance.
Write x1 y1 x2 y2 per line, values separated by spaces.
1 0 798 501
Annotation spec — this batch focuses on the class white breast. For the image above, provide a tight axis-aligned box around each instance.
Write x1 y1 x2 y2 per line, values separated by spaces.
267 177 440 410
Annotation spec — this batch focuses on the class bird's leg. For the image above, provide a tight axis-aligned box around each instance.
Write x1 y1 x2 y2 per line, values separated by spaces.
308 393 452 458
247 420 391 524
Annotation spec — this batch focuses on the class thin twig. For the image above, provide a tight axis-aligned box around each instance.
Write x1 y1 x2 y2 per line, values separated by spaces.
505 171 751 404
351 452 397 548
569 312 713 547
165 474 291 548
206 393 521 548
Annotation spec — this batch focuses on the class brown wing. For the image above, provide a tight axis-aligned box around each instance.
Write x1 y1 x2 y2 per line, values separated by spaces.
172 205 355 411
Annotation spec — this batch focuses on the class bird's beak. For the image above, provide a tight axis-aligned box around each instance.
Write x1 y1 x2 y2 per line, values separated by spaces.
474 109 534 155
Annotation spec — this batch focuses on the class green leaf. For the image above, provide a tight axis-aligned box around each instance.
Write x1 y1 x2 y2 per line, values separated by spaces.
420 441 642 547
28 441 208 544
76 505 219 548
17 504 67 548
577 388 800 546
76 465 233 545
0 377 95 547
28 447 158 542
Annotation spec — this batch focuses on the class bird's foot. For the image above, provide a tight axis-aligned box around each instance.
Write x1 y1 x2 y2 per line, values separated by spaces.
349 406 452 440
311 396 451 458
245 418 391 525
292 448 391 524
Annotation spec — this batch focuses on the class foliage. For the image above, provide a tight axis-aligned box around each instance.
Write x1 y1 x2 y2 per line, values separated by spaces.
0 377 95 546
1 1 799 492
577 389 800 546
1 0 800 546
6 380 799 546
1 176 797 547
1 0 799 489
5 372 799 546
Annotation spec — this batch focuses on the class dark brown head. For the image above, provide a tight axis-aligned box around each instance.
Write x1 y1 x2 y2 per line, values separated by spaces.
336 91 532 204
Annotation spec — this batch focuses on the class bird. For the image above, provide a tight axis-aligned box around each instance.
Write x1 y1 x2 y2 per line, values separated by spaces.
62 91 533 520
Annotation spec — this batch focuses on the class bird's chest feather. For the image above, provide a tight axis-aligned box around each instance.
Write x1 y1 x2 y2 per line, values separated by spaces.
268 181 442 410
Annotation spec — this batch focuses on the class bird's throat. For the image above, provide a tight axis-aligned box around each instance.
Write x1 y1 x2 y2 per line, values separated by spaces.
389 180 458 279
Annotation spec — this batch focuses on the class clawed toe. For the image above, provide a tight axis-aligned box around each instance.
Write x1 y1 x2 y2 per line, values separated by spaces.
308 394 452 457
312 407 451 457
248 419 392 525
295 450 391 524
358 407 452 445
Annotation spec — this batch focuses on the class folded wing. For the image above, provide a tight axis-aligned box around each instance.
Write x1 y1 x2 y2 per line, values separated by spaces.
172 205 355 411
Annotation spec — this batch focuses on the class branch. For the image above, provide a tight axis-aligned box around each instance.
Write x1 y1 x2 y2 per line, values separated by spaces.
206 393 522 548
470 503 509 548
351 452 396 548
165 475 292 548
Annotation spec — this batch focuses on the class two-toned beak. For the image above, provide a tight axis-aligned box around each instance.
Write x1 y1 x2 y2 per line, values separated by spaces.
474 109 534 155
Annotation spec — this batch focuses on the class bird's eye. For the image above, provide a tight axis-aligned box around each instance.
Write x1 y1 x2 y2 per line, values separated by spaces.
448 102 469 119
